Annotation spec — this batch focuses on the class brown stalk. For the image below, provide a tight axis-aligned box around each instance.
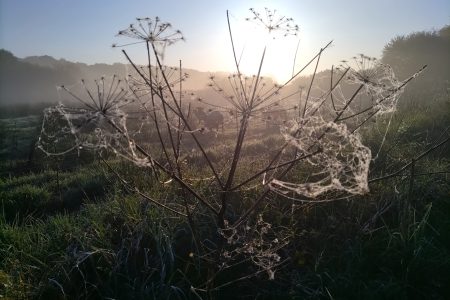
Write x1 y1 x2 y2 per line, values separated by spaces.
302 49 322 118
104 116 219 215
337 65 427 122
149 43 225 189
369 135 450 183
226 10 248 105
101 158 187 217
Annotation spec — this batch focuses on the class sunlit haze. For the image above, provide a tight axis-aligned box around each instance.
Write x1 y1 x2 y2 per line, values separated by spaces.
1 0 449 82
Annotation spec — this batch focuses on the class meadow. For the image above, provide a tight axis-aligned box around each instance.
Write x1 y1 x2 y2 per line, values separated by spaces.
1 10 449 300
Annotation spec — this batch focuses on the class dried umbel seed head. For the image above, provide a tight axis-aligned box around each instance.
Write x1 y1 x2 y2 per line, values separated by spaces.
218 215 287 280
128 65 189 95
58 75 131 118
246 7 299 38
39 76 139 159
339 54 404 115
115 17 184 47
208 72 282 113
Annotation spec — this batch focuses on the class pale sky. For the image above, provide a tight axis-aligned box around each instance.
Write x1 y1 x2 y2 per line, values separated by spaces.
1 0 449 82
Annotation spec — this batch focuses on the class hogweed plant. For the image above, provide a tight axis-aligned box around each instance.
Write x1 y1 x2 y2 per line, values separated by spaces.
39 7 425 292
39 76 133 156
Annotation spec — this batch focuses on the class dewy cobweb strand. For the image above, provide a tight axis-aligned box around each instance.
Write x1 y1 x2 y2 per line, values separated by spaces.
269 116 372 198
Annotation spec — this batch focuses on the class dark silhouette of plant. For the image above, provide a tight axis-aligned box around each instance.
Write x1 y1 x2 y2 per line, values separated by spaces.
247 7 299 38
38 8 427 294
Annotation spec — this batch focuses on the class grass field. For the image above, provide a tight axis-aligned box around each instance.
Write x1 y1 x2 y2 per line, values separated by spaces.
1 14 449 300
0 95 449 299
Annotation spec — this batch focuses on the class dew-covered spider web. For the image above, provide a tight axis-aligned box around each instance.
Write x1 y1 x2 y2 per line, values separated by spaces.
269 116 372 198
38 76 157 168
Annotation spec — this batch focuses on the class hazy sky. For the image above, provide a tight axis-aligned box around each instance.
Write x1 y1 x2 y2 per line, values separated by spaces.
1 0 449 82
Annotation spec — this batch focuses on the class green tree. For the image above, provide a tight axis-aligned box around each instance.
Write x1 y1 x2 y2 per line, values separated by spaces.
382 25 449 79
382 25 449 109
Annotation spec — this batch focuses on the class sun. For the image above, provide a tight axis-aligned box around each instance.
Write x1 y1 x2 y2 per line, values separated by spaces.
224 10 301 84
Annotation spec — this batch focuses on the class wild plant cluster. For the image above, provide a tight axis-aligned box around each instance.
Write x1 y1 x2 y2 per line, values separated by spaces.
38 7 426 292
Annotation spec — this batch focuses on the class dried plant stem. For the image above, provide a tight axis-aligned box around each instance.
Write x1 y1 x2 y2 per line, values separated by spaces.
369 135 450 183
102 158 187 216
226 10 247 103
302 50 322 118
330 65 338 113
150 44 226 188
338 65 427 122
104 117 219 215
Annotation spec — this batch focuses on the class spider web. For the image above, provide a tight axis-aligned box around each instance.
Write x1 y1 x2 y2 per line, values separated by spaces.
270 116 372 198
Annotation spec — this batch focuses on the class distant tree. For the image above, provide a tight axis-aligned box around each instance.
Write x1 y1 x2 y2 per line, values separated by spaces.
382 26 449 83
381 26 449 108
0 49 18 65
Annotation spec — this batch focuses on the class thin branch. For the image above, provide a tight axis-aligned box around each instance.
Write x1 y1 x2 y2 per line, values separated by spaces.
101 158 187 217
302 49 322 118
104 116 219 215
338 65 428 122
149 44 225 189
369 135 450 183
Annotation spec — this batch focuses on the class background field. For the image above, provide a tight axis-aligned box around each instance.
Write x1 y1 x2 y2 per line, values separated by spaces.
0 24 449 300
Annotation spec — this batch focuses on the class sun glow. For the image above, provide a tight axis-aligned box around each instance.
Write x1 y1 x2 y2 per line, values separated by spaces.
226 10 301 84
